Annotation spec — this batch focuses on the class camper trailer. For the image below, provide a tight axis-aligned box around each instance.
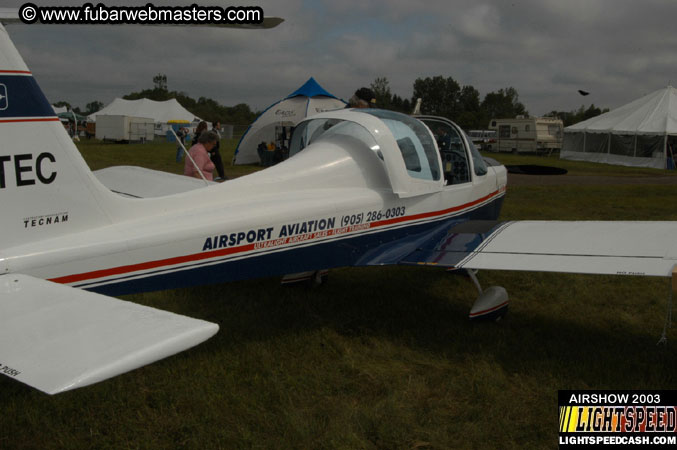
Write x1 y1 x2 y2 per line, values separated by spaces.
488 117 563 153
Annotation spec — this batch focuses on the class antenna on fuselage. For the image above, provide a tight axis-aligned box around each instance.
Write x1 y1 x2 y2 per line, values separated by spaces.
412 98 422 115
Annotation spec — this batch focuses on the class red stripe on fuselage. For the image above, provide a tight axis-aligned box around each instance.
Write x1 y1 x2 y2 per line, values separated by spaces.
49 189 503 285
0 117 60 123
371 189 499 228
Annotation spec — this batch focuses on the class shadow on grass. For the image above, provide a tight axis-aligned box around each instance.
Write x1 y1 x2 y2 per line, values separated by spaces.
2 266 675 450
4 265 673 403
142 265 676 389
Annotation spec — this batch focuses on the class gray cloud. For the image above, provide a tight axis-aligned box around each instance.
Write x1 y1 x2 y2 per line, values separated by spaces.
4 0 676 118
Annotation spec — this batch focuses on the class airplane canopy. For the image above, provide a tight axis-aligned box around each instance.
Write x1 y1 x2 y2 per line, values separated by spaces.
289 109 445 198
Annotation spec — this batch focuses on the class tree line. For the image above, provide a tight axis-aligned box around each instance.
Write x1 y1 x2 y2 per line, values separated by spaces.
370 76 607 129
546 104 610 127
122 73 258 125
371 76 528 130
56 73 258 125
57 73 606 129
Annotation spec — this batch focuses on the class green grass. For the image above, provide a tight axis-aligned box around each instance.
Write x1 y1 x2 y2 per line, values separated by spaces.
2 139 676 449
77 136 261 178
481 150 677 177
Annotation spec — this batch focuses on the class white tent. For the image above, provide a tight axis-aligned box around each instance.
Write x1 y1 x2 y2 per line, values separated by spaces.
89 98 201 135
233 77 346 165
561 86 677 169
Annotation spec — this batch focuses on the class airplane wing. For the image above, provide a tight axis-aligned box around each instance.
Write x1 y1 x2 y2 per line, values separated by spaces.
94 166 214 198
401 221 677 277
0 274 218 394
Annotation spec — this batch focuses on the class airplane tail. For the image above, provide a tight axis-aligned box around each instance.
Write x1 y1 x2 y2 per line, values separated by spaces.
0 23 118 249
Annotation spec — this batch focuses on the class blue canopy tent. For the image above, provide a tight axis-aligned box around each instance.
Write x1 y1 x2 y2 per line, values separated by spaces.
233 77 346 165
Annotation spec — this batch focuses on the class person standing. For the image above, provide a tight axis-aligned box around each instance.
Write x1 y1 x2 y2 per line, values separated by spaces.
184 131 218 181
210 121 226 180
347 87 376 108
192 121 208 146
175 126 188 162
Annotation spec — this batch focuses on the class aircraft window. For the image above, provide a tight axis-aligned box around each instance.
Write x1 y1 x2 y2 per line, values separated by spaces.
289 118 378 157
397 137 422 172
365 110 440 181
420 118 470 185
463 131 488 176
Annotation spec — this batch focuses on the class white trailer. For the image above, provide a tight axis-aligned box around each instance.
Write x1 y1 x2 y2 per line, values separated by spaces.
95 115 155 142
487 117 563 153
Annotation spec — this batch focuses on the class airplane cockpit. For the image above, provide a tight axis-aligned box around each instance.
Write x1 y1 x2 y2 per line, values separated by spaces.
414 115 488 186
289 110 489 197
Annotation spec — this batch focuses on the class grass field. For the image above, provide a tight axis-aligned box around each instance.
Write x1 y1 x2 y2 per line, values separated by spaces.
2 139 676 449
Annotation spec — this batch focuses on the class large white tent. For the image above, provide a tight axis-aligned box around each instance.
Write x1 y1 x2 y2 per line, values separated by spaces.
561 86 677 169
233 77 346 165
89 98 201 135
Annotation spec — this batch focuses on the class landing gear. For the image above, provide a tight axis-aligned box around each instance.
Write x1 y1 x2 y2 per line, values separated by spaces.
281 270 329 286
466 269 509 321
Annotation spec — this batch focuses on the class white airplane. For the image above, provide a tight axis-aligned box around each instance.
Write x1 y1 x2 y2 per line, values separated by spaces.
1 19 675 396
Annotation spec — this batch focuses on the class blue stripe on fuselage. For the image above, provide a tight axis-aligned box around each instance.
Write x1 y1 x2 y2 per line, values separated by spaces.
84 196 504 296
0 75 55 118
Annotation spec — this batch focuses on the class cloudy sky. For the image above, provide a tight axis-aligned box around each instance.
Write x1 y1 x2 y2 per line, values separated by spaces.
5 0 677 118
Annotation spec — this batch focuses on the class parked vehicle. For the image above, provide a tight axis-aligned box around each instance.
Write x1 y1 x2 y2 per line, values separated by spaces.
488 117 563 153
467 130 497 151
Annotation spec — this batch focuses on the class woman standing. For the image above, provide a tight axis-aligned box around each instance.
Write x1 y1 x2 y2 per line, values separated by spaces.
184 131 218 181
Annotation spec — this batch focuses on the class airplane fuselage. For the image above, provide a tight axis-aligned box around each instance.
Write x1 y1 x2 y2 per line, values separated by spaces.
1 111 507 296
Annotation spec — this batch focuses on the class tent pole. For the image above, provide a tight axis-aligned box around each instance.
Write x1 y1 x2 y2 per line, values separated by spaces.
664 134 668 169
583 132 586 152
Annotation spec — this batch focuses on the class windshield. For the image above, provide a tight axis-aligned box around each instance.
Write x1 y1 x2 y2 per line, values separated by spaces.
364 110 441 181
463 131 488 176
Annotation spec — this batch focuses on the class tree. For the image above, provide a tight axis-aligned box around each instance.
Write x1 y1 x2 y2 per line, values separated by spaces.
123 84 257 125
459 85 481 113
370 77 393 110
153 73 168 91
85 101 103 114
390 94 411 114
412 76 461 118
457 85 482 129
582 104 608 121
546 104 609 127
480 87 527 120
